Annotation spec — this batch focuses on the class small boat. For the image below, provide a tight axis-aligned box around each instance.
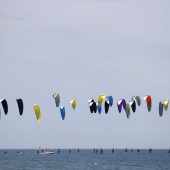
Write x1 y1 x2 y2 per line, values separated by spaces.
37 149 54 154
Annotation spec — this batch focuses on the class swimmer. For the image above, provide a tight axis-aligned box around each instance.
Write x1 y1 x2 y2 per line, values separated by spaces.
69 149 71 154
149 148 152 153
124 148 128 153
100 148 103 154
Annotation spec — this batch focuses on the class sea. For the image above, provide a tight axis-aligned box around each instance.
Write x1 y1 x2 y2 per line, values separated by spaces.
0 149 170 170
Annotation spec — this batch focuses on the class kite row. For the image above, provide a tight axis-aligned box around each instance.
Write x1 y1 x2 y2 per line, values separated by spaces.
87 95 169 118
0 94 169 122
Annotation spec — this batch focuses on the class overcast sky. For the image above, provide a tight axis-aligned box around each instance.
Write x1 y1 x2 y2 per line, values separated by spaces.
0 0 170 149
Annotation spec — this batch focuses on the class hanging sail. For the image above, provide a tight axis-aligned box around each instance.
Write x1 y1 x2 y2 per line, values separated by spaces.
117 99 126 113
106 96 113 107
143 95 152 112
104 100 109 114
70 98 76 110
126 103 131 119
159 101 164 117
98 94 106 107
129 100 136 113
53 93 60 107
16 98 23 115
0 99 8 115
60 106 65 120
132 95 141 106
33 104 41 123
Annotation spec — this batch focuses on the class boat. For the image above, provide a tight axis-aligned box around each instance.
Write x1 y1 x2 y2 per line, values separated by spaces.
37 149 54 154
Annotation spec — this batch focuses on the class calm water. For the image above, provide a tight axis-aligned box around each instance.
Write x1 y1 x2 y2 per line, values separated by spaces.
0 149 170 170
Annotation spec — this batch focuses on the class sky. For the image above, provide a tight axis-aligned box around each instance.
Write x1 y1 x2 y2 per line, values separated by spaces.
0 0 170 149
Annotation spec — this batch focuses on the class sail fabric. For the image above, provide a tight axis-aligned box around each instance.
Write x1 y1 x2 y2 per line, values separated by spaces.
143 95 152 112
16 98 24 115
98 94 106 107
163 99 169 111
159 102 164 117
88 99 97 113
132 95 141 106
53 93 60 107
129 100 136 113
104 100 109 114
117 99 126 113
60 106 65 120
97 104 102 114
126 103 131 119
106 96 113 107
0 99 8 115
70 99 76 110
159 99 169 117
33 104 41 123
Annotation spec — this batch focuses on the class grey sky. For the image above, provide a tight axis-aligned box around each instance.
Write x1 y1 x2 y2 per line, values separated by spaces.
0 0 170 149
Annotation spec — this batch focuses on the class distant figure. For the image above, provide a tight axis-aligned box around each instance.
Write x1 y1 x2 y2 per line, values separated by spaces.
149 148 152 153
169 149 170 153
37 150 39 154
100 148 103 154
4 151 7 154
78 148 80 153
96 149 98 154
41 149 44 153
18 151 21 154
124 148 128 153
93 149 95 154
131 149 133 153
137 149 140 153
112 148 114 154
69 149 71 154
58 149 60 154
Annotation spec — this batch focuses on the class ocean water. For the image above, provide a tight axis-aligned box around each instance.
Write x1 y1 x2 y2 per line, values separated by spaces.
0 149 170 170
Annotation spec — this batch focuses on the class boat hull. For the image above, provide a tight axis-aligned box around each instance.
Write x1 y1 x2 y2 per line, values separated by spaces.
37 152 54 154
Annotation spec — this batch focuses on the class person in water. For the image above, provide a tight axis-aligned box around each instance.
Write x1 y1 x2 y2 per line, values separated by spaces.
78 148 80 153
96 149 98 154
57 149 60 154
124 148 128 153
4 151 7 154
100 148 103 154
149 148 152 153
112 148 114 154
93 149 95 154
69 149 71 154
137 149 140 153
